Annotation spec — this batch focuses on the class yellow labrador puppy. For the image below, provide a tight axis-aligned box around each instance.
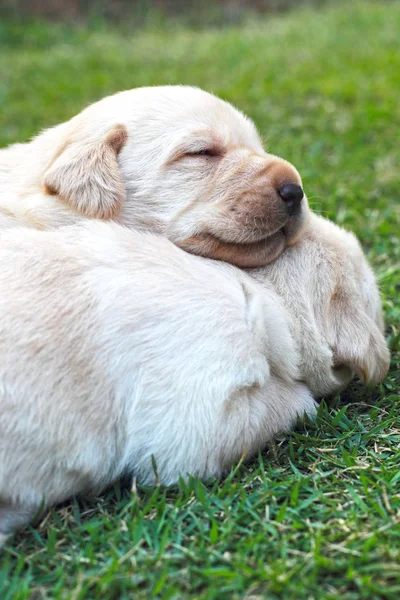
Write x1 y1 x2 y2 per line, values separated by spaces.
0 213 389 545
0 86 307 267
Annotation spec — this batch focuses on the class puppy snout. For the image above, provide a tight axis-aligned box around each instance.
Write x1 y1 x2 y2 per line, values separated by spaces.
278 183 304 215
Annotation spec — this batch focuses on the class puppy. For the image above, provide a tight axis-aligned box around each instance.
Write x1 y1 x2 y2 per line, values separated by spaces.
0 213 389 545
0 86 308 267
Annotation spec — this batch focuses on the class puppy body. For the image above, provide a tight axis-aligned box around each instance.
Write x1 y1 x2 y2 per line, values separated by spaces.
0 221 313 540
0 214 389 543
0 86 308 267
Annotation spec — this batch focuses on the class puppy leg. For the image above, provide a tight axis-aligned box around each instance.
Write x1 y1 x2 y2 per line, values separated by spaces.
210 379 318 479
0 501 40 547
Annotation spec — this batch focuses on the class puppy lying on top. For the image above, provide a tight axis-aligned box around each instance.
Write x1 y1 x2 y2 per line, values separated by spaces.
0 212 389 545
0 86 307 267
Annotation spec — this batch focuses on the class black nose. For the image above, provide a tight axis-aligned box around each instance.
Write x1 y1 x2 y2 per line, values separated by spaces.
278 184 304 215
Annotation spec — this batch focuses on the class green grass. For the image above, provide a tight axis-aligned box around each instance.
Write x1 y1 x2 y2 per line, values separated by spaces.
1 2 400 598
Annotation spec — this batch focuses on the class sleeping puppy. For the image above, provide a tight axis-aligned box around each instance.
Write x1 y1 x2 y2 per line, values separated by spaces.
0 213 389 546
0 86 308 267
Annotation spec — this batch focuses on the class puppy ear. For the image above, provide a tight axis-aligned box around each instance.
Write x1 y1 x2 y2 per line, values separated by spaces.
329 287 390 385
42 124 128 219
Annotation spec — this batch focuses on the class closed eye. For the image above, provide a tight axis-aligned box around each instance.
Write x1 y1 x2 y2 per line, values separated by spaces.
163 135 225 166
185 149 217 157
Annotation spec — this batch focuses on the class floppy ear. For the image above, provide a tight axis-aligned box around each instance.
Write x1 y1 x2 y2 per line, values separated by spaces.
328 287 390 385
42 124 128 219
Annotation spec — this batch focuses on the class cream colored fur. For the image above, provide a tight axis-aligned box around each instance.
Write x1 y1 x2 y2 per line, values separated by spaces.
0 86 308 267
0 213 389 544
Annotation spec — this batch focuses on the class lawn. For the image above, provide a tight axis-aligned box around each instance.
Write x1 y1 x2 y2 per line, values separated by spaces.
0 2 399 598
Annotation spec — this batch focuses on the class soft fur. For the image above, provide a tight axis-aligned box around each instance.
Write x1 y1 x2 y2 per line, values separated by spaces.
0 213 389 544
0 86 308 267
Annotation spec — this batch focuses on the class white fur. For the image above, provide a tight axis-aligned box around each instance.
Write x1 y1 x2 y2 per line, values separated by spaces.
0 213 389 544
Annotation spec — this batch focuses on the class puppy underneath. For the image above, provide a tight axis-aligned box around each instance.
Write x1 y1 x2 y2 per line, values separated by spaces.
0 213 389 545
0 86 308 267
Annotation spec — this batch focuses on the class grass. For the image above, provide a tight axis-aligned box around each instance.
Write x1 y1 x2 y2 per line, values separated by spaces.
0 2 399 598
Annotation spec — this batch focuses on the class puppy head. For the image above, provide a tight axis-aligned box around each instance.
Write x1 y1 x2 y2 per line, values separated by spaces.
257 214 390 395
42 86 309 267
